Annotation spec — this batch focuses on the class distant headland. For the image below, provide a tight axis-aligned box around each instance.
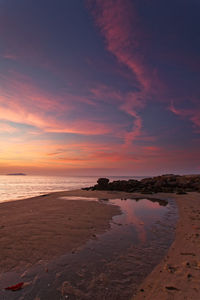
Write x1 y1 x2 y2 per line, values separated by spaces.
6 173 27 176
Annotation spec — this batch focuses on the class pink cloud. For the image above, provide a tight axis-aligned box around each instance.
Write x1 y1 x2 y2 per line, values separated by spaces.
124 113 142 147
88 0 200 148
143 146 161 152
87 0 159 146
44 141 165 167
0 71 119 136
88 0 150 90
169 101 200 129
120 91 146 146
0 102 115 136
1 131 198 173
46 120 112 135
90 84 146 145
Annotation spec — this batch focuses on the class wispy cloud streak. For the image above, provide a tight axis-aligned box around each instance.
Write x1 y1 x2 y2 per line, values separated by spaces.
169 101 200 129
88 0 150 89
88 0 151 145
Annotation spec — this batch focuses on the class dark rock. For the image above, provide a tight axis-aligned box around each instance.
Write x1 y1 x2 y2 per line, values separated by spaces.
165 286 180 291
92 178 110 190
82 187 93 191
176 189 187 195
141 190 154 194
85 174 200 194
97 178 109 185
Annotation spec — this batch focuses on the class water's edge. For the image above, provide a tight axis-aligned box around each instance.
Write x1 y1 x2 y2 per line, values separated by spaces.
0 196 178 300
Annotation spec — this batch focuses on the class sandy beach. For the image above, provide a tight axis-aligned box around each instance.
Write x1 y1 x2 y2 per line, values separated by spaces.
133 192 200 300
0 190 121 272
0 189 200 299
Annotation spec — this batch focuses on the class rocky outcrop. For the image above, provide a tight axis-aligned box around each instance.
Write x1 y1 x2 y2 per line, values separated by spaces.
82 174 200 194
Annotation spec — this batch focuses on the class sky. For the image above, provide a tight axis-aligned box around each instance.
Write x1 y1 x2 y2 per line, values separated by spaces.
0 0 200 176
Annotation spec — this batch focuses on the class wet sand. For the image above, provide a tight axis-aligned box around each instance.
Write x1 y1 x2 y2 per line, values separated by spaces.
133 192 200 300
0 190 121 272
1 190 199 299
0 190 177 300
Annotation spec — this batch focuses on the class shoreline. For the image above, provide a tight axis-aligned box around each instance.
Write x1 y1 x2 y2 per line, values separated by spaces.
133 192 200 299
1 189 199 299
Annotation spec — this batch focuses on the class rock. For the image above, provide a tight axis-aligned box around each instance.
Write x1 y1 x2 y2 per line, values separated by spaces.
93 178 110 190
141 190 153 194
82 187 92 191
97 178 109 185
165 286 180 291
176 189 187 195
164 264 177 273
86 174 200 193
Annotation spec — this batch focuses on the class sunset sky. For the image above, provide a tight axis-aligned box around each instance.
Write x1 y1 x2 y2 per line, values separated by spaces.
0 0 200 176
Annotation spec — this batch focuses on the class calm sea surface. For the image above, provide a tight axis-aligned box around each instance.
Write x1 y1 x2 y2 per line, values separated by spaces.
0 175 145 203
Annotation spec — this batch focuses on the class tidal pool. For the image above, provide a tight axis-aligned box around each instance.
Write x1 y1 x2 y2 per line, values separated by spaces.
0 197 178 300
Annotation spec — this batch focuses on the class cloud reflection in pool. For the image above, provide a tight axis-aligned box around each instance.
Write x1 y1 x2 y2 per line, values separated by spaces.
109 198 168 243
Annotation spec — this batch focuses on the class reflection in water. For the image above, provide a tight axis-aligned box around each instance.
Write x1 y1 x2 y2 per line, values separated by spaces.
61 196 168 244
0 197 177 300
110 198 168 244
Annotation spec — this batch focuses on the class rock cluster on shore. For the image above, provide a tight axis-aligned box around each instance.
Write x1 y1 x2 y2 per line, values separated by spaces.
83 174 200 194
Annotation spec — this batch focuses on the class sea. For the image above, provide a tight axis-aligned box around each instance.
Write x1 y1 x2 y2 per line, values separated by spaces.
0 175 145 203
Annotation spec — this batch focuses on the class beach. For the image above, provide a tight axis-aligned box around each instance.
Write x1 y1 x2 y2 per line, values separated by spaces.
133 192 200 300
0 190 199 299
0 190 121 272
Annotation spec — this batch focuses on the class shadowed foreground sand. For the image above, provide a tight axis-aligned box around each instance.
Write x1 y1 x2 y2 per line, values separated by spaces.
0 190 121 272
1 190 200 299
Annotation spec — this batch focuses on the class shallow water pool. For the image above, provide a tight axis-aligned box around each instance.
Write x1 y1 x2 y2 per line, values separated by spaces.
0 196 178 300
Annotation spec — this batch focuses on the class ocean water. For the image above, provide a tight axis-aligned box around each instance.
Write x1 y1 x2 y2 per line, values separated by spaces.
0 175 144 203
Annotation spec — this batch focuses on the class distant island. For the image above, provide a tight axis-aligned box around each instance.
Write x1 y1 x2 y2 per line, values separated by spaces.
7 173 27 176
